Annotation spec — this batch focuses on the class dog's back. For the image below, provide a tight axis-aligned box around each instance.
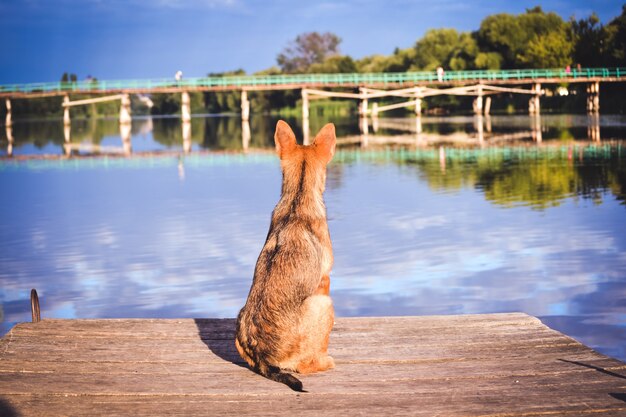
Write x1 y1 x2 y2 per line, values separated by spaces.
235 120 336 391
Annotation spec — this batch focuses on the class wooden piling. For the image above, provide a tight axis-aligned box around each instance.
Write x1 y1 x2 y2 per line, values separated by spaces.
484 96 492 115
587 82 600 114
529 83 541 115
119 94 131 125
181 91 191 123
240 90 249 122
4 98 11 128
359 88 368 117
63 95 71 126
473 85 484 115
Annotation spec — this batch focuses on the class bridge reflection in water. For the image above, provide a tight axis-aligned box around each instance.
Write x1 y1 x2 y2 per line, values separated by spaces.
0 114 611 159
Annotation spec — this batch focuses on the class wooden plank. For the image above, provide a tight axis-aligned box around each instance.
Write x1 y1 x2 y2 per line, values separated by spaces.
1 314 625 417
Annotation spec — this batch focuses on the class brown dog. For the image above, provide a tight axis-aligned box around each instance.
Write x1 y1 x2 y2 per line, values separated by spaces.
235 120 336 391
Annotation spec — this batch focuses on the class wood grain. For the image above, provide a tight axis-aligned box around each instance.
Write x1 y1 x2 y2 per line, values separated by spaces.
1 313 625 416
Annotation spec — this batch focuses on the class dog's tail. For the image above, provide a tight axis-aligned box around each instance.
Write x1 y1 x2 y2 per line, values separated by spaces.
235 332 304 392
256 360 304 392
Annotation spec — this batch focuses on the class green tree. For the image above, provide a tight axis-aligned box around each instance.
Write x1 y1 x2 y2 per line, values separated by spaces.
570 13 611 67
412 28 463 70
519 29 573 68
409 29 486 71
605 5 626 65
309 55 357 73
477 7 572 68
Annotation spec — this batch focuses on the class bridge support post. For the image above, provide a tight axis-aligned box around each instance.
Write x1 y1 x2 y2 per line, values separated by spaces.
472 96 483 114
63 95 71 126
473 85 484 115
371 103 379 132
371 102 379 118
182 91 191 123
359 88 368 117
5 99 12 127
359 99 368 116
529 83 541 115
414 88 422 115
302 89 310 145
359 114 369 135
119 94 132 125
241 90 250 122
587 82 600 114
63 124 72 156
484 97 492 115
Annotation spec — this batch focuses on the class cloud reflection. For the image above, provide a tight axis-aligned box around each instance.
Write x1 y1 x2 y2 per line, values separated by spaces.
1 148 625 363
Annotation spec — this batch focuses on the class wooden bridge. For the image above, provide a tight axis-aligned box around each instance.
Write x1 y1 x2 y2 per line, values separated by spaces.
2 67 625 128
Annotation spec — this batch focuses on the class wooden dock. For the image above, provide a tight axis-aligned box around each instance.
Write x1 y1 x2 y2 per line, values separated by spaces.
1 313 625 416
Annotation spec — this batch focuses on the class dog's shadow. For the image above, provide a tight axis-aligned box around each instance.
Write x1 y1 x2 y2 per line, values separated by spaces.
194 318 248 369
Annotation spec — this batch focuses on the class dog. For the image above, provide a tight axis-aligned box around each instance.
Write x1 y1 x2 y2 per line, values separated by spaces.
235 120 336 392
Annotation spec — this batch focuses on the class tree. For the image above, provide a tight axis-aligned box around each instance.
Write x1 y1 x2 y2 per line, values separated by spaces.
477 7 572 68
61 72 77 83
277 32 341 73
570 13 610 67
519 29 573 68
605 5 626 65
409 29 488 71
309 55 357 73
412 28 463 70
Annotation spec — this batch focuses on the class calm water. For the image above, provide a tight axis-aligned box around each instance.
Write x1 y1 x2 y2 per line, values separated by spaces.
1 114 625 362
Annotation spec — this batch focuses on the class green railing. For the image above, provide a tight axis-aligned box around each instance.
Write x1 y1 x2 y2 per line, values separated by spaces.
1 68 625 95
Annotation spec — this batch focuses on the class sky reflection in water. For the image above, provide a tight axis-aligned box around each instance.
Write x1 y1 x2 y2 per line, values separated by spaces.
0 115 625 363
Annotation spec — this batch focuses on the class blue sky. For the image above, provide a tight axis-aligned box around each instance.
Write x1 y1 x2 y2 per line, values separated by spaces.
0 0 622 83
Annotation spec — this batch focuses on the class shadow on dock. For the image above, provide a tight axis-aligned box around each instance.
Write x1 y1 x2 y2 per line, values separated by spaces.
559 359 626 380
193 318 247 369
0 397 19 417
560 360 626 404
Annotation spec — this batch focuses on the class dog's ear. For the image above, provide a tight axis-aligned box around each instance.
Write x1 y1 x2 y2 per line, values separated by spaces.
275 120 298 159
313 123 336 164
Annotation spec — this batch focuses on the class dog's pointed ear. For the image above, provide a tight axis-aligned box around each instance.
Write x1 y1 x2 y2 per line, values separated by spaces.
275 120 297 159
313 123 336 164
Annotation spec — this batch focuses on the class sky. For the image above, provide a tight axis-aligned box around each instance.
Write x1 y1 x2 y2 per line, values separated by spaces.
0 0 623 84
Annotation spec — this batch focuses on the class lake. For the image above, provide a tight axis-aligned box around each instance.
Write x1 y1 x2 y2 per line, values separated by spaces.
1 113 625 363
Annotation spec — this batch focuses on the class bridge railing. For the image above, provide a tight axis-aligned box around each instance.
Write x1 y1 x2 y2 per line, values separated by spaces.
1 68 625 94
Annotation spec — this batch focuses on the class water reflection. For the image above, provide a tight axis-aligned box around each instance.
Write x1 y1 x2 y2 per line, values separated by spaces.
182 120 192 154
588 114 601 141
3 114 626 158
5 125 12 157
1 115 626 364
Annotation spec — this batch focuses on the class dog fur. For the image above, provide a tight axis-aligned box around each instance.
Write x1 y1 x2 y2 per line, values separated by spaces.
235 120 336 391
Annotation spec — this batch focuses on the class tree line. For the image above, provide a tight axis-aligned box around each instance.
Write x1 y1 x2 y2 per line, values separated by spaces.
5 5 626 119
